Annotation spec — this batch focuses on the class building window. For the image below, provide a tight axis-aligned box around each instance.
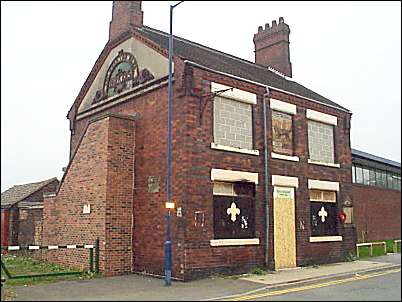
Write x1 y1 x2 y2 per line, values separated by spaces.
309 190 338 237
369 169 376 186
308 120 335 164
213 182 255 239
362 167 370 186
213 96 253 150
272 110 293 156
375 170 383 187
396 175 401 191
352 164 401 191
355 166 363 184
387 172 394 190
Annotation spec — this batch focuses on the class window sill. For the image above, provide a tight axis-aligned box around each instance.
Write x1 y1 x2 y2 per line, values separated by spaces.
271 152 299 162
210 238 260 246
211 143 259 156
309 236 343 243
308 159 340 168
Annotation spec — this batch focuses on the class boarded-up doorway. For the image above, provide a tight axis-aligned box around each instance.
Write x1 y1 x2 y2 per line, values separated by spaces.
273 186 296 269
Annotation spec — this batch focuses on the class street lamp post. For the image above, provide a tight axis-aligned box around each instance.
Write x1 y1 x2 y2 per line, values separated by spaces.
165 0 184 287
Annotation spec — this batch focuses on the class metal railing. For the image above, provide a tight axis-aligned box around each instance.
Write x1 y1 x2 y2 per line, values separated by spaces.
394 239 401 253
1 238 99 279
356 241 387 258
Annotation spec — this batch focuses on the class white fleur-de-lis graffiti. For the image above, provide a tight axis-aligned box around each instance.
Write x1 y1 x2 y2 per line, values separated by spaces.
318 206 328 223
227 202 241 222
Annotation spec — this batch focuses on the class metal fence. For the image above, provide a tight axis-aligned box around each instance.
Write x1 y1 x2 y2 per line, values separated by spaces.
1 238 99 279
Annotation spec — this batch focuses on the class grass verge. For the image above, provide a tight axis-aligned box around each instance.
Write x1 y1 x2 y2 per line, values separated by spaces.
1 255 99 300
357 239 401 259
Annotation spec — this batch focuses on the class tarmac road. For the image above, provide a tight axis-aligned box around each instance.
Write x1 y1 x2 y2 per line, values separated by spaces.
231 268 401 301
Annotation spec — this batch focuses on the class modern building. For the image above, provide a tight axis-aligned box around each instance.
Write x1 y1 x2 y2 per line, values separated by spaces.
42 1 357 280
351 149 401 242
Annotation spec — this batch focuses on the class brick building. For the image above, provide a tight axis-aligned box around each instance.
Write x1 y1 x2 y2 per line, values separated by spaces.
42 1 358 280
351 149 401 242
1 178 59 247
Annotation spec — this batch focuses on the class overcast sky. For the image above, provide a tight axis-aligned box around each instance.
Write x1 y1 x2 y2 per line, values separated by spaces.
1 1 401 191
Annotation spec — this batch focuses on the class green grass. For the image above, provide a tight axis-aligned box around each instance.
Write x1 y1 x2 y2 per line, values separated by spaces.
251 267 267 275
357 239 401 259
1 255 98 287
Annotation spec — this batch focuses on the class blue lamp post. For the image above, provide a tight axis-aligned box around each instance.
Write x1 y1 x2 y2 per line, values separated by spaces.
165 0 184 287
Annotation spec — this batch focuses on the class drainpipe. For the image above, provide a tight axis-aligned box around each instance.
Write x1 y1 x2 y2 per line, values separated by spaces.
263 87 270 268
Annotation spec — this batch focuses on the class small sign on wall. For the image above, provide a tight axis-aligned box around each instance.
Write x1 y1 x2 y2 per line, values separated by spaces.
148 176 160 193
83 204 91 214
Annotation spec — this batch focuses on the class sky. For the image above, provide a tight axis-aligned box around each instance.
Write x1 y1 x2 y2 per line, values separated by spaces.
1 1 401 192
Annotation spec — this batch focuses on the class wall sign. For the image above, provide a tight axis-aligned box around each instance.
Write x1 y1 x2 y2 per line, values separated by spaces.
148 176 160 193
83 204 91 214
92 50 155 104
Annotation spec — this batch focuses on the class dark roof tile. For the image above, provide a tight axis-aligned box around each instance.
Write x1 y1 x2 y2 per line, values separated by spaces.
137 26 350 112
1 178 58 208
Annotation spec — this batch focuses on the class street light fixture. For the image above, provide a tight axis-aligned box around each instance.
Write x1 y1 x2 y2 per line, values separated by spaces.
165 0 184 287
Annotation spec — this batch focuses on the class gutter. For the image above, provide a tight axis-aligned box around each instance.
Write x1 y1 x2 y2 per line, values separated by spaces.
183 60 352 114
262 87 270 268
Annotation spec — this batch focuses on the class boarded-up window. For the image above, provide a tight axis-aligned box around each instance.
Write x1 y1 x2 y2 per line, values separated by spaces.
213 96 253 150
213 182 255 239
272 111 293 155
308 120 335 163
309 190 338 236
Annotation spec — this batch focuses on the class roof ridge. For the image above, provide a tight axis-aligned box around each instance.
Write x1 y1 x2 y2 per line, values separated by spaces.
1 177 58 207
13 177 57 187
139 25 289 80
352 148 401 167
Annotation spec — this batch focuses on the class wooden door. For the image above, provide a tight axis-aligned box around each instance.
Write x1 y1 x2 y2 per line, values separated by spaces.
273 186 296 269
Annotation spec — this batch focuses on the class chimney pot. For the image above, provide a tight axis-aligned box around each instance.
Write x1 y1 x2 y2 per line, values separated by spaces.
253 17 292 77
109 1 144 42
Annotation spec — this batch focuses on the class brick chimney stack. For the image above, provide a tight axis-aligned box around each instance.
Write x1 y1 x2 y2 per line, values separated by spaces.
109 1 144 42
253 17 292 78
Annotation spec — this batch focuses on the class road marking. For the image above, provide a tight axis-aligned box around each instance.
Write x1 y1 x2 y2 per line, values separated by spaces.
219 268 401 301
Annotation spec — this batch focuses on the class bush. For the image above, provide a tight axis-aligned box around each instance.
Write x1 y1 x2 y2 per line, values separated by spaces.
251 267 267 275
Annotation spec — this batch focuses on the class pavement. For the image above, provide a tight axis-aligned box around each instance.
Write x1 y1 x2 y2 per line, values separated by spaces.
8 253 401 301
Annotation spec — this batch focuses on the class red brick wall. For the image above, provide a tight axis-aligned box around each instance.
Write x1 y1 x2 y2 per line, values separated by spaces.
177 66 355 277
352 184 401 242
65 54 355 279
104 116 135 275
253 19 292 77
42 114 136 275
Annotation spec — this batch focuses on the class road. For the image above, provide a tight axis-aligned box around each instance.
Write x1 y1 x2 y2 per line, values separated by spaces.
226 254 401 301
